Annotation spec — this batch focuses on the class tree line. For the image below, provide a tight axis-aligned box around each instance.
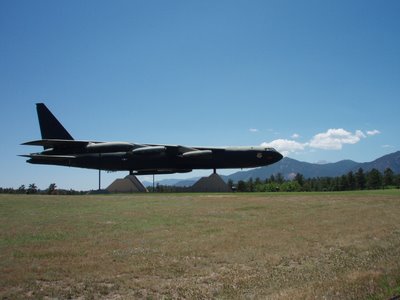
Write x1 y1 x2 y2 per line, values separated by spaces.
0 183 86 195
231 168 400 192
145 167 400 193
1 167 399 194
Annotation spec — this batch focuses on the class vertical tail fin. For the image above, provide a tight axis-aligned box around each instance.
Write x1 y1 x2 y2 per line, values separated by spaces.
36 103 74 140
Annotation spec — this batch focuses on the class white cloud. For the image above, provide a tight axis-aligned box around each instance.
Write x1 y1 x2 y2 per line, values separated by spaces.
261 128 376 155
249 128 259 133
367 129 380 136
291 133 300 139
308 128 366 150
261 139 305 156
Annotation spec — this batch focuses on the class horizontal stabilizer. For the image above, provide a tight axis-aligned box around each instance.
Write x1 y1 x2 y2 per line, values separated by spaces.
20 154 76 161
22 139 91 148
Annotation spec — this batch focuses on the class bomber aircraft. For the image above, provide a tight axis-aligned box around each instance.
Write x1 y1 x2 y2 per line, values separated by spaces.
21 103 283 175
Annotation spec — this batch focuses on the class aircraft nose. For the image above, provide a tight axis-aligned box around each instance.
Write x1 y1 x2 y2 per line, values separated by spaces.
264 149 283 164
274 151 283 162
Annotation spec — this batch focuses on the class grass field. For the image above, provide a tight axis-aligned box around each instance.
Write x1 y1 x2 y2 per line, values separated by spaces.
1 191 400 299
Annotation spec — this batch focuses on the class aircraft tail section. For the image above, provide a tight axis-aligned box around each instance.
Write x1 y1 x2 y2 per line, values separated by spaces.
36 103 74 141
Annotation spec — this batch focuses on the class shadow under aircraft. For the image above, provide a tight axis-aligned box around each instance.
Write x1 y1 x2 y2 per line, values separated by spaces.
21 103 283 175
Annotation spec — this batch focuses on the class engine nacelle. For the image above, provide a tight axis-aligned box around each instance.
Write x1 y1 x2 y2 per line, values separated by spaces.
86 142 134 153
131 146 167 155
181 150 213 158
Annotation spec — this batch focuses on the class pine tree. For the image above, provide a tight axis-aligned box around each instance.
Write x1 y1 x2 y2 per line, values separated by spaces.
47 183 57 194
294 173 304 187
237 180 247 192
366 169 382 190
383 168 394 187
28 183 38 194
347 171 356 190
355 168 366 190
276 173 284 184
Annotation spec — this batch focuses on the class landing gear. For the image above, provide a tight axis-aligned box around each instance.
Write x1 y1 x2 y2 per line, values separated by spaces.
98 169 101 190
98 153 102 191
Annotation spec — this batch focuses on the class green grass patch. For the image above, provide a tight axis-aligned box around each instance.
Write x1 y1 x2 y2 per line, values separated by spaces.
1 192 400 299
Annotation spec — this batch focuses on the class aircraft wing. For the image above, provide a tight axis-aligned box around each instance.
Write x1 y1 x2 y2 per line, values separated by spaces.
22 140 237 158
22 139 92 148
145 144 197 152
145 144 226 152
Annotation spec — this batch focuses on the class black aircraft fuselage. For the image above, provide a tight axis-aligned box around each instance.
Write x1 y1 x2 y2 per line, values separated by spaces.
22 103 283 175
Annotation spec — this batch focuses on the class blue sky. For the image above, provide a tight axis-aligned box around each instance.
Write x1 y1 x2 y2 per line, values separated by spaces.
1 0 399 190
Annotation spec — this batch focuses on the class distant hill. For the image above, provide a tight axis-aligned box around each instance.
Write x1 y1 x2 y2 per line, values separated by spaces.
142 151 400 186
357 151 400 174
227 151 400 182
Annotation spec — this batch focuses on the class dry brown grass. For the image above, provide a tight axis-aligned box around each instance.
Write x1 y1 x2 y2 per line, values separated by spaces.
1 191 400 299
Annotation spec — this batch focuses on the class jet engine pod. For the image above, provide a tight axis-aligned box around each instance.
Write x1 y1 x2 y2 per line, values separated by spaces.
131 146 167 155
181 150 213 158
86 142 134 153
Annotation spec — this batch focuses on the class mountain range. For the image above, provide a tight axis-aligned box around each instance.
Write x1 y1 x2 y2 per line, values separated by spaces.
143 151 400 187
